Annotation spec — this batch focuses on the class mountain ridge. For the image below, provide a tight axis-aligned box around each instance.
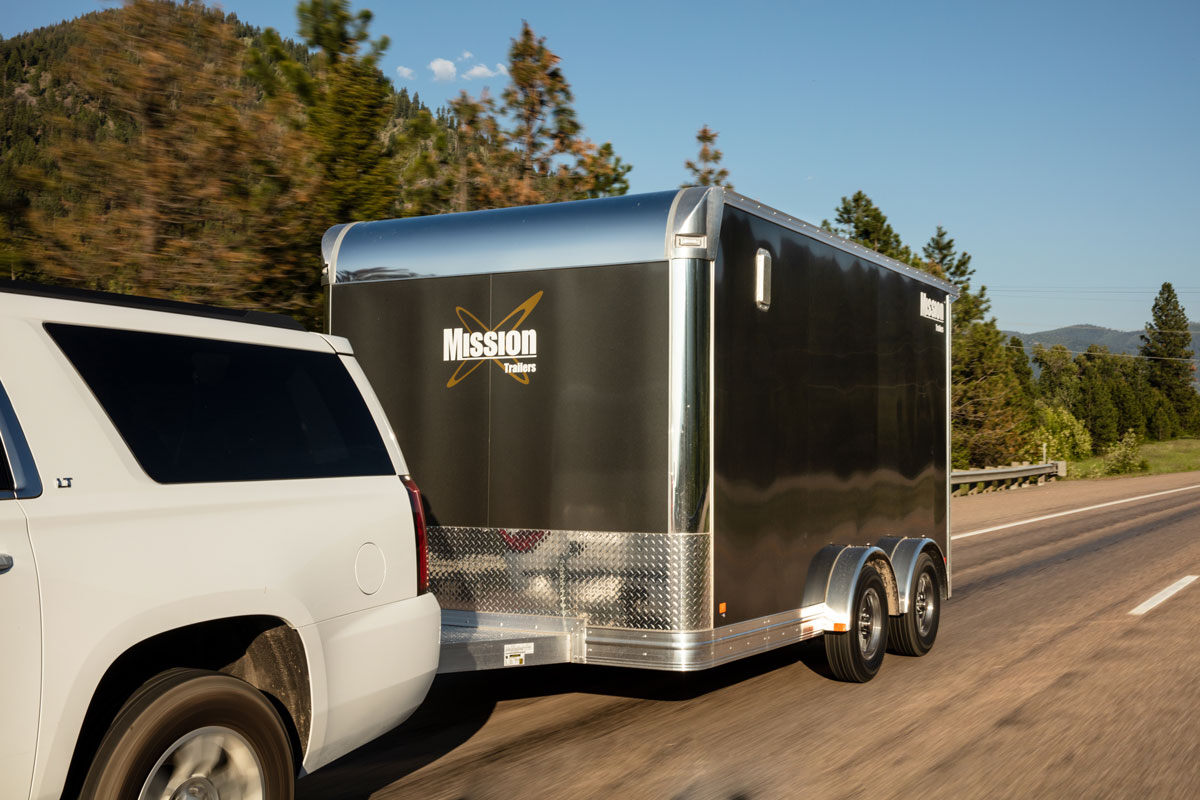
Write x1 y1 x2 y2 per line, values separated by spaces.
1002 322 1200 357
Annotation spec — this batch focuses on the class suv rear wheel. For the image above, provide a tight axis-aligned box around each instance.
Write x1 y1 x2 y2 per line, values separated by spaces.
81 668 294 800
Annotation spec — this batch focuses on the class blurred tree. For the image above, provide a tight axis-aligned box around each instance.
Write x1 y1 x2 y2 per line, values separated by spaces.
27 0 320 314
682 125 732 189
1140 281 1199 434
296 0 396 223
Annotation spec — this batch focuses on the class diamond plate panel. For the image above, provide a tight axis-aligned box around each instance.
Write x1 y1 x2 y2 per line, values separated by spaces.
428 528 713 631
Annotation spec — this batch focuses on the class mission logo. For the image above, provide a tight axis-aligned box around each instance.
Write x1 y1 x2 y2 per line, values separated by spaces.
442 291 542 388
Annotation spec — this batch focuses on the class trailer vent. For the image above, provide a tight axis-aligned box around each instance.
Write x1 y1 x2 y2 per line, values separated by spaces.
755 248 772 311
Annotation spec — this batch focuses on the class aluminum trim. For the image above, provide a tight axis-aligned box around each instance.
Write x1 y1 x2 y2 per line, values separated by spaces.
945 301 953 596
667 259 712 537
0 379 41 500
326 191 680 283
666 186 723 260
583 607 826 671
721 191 959 297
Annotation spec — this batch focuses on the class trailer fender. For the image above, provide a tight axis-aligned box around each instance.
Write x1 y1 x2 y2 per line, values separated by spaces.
875 537 948 613
801 545 899 632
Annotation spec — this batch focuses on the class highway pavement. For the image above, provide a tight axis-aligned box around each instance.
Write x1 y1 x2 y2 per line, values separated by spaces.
298 471 1200 800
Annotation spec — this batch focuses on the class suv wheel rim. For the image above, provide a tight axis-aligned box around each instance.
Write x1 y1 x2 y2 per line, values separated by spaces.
857 586 883 660
140 726 265 800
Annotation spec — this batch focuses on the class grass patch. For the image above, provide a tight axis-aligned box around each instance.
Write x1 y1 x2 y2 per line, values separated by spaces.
1069 438 1200 478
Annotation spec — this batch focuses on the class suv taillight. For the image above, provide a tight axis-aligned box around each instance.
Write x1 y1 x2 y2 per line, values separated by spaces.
400 475 429 595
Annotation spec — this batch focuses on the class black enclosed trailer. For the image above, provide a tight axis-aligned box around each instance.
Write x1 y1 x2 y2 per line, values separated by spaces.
324 188 956 682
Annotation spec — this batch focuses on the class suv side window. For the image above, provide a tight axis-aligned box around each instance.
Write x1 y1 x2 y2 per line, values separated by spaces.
0 378 40 499
46 324 395 484
0 429 12 493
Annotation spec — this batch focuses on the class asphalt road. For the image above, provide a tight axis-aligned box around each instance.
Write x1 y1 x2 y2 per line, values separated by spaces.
298 471 1200 800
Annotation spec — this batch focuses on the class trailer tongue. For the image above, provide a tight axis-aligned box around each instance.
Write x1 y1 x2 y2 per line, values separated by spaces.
325 187 956 682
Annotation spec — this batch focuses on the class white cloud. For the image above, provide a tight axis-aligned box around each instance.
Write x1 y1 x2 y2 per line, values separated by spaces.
464 63 508 80
396 65 415 80
458 50 473 61
429 58 457 82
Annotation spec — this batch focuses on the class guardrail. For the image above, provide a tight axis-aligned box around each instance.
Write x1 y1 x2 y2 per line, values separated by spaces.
950 462 1067 495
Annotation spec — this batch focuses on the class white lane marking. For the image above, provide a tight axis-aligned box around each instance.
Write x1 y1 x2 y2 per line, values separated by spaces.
951 483 1200 541
1129 576 1198 616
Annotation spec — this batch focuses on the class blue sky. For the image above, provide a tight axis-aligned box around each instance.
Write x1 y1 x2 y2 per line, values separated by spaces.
4 0 1199 333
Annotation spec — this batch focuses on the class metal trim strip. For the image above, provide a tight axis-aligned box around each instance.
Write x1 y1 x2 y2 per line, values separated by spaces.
583 607 826 671
721 191 960 296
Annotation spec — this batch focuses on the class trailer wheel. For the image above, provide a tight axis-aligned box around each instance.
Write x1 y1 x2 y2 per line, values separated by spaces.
888 552 941 656
824 563 889 682
80 668 294 800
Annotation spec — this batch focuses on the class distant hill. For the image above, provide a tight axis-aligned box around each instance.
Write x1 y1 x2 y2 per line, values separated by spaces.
1003 323 1200 356
1004 322 1200 385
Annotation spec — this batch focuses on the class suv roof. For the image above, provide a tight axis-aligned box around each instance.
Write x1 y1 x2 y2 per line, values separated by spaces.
0 280 305 331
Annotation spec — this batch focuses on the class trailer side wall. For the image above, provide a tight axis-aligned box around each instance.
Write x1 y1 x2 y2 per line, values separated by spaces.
713 207 949 625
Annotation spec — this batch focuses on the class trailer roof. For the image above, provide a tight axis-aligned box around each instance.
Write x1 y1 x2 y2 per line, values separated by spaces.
323 188 957 296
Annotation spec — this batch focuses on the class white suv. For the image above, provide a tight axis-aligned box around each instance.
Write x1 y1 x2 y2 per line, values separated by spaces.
0 282 441 800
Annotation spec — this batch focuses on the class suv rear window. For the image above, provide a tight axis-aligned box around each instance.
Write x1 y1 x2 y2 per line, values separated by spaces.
47 324 394 483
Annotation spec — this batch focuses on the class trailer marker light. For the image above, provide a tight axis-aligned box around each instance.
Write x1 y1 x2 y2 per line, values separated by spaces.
718 602 727 615
833 623 848 632
675 234 707 249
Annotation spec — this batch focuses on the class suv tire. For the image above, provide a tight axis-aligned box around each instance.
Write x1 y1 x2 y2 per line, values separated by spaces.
80 668 294 800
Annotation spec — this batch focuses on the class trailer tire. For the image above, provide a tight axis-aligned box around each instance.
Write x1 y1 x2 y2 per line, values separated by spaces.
824 563 889 682
888 552 941 656
80 668 294 800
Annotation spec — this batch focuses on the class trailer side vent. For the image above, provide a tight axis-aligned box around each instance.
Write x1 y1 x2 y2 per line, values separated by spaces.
755 248 772 311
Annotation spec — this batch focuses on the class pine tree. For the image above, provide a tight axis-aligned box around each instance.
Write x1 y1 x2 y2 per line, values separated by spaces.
1072 347 1121 452
951 322 1032 467
1007 336 1035 400
1033 344 1082 410
922 225 987 327
682 125 731 189
504 21 577 179
399 21 630 214
823 191 911 263
1140 281 1199 434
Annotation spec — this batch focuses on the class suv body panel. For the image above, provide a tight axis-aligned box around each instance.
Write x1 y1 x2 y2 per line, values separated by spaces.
0 289 438 799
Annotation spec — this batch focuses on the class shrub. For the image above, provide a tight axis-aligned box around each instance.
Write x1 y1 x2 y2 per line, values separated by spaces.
1027 401 1092 462
1101 429 1149 476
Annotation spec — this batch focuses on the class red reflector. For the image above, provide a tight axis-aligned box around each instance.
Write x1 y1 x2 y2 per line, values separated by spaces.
401 475 429 595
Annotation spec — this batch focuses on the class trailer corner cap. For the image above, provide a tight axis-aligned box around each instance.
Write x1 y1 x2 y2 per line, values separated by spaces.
321 222 360 285
667 186 724 261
